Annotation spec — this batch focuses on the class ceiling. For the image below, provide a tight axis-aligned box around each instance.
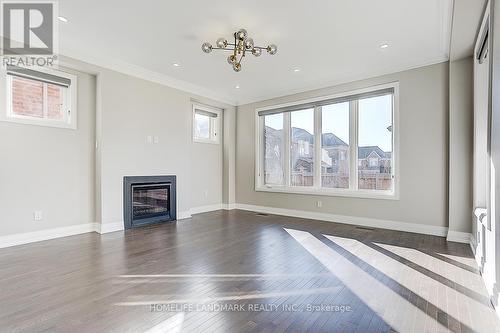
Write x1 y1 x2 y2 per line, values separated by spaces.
449 0 487 61
59 0 459 105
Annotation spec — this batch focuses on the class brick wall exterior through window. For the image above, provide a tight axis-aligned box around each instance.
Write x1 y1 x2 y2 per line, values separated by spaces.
11 76 63 120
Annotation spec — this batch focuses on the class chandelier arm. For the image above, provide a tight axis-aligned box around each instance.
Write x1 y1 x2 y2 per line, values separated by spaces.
233 35 237 58
212 47 236 51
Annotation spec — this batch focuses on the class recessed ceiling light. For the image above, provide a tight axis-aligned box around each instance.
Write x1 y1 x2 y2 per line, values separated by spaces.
172 63 181 67
235 85 240 89
380 43 389 49
57 16 68 23
293 68 301 72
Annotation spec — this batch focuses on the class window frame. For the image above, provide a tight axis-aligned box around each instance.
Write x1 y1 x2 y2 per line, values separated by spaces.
2 66 77 130
255 82 399 200
192 103 221 144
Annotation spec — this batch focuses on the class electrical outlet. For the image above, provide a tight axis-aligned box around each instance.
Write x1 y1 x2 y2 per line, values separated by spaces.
316 201 322 208
153 136 159 144
204 190 208 198
146 135 153 144
33 210 43 221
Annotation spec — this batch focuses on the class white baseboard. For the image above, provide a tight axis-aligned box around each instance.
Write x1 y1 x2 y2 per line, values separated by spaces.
0 223 96 249
234 203 448 237
177 210 192 220
470 235 477 255
0 203 451 248
0 204 228 248
222 203 237 210
96 204 228 228
190 204 225 215
178 203 230 219
96 222 124 234
446 230 472 244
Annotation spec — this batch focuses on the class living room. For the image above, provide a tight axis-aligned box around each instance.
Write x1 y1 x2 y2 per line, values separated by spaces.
0 1 499 332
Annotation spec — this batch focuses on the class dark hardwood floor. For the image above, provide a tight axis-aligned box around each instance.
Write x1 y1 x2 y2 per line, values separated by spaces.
0 210 498 332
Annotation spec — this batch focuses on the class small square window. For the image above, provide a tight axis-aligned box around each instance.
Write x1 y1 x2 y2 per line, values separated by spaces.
194 112 211 140
193 104 221 144
2 66 77 129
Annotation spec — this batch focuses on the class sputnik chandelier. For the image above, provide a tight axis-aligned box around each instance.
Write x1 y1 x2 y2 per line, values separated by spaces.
201 29 277 72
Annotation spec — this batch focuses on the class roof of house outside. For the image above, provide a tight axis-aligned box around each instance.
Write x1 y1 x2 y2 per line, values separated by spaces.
358 146 391 159
266 126 391 158
291 127 348 146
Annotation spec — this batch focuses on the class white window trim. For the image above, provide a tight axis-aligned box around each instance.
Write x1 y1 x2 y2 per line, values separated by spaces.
192 103 221 144
255 82 400 200
2 66 77 130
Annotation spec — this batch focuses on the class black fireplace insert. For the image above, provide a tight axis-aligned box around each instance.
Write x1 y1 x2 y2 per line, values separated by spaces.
123 175 176 229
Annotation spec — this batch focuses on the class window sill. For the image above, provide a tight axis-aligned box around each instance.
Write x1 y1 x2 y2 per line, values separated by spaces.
255 185 399 200
193 137 220 145
0 116 76 130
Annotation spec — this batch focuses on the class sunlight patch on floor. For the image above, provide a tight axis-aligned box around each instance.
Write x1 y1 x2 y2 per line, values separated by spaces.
325 235 500 332
375 242 486 295
434 251 478 267
284 228 443 332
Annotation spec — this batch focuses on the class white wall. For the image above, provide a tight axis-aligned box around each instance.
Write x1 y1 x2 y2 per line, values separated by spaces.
0 67 96 236
96 67 235 226
0 56 236 240
223 105 236 205
449 57 473 235
486 0 500 313
236 63 449 230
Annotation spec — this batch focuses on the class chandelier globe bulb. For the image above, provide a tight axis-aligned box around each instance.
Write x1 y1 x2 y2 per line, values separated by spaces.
267 44 277 55
201 42 213 53
216 38 227 48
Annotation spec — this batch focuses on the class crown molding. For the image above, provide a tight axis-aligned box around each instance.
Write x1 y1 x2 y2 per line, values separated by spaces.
59 46 237 106
235 55 449 105
59 47 448 107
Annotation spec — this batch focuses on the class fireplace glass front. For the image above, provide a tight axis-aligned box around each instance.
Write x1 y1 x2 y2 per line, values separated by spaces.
132 183 170 221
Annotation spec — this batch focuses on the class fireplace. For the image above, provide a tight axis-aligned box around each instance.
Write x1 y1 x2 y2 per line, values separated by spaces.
123 176 176 229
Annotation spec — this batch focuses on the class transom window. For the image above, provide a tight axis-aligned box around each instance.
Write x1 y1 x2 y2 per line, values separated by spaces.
2 66 77 129
256 83 398 199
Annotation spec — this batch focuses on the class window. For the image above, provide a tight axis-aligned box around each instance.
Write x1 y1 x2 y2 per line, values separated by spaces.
3 66 77 129
255 83 398 199
263 113 284 185
358 94 393 190
291 108 314 186
322 102 350 189
193 104 221 144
